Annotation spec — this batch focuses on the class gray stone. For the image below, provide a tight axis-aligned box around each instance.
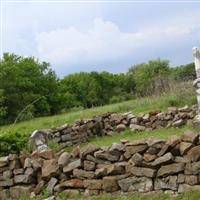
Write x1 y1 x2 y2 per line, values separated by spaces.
24 158 32 168
83 160 95 171
95 168 107 178
109 143 125 152
0 179 14 187
63 159 81 173
61 134 71 142
42 159 59 179
172 119 185 127
81 145 100 159
55 179 84 190
130 167 156 178
178 184 200 193
182 131 199 143
118 176 153 192
94 151 119 162
58 152 71 166
102 176 119 192
124 144 148 159
179 142 193 155
0 189 10 200
47 177 58 194
10 185 34 199
14 174 33 184
177 174 185 184
150 152 174 167
186 145 200 162
130 124 145 132
185 175 198 185
0 156 8 167
73 169 94 179
185 161 200 175
154 176 178 191
129 153 143 166
116 124 126 132
157 163 185 177
3 170 13 179
83 179 102 190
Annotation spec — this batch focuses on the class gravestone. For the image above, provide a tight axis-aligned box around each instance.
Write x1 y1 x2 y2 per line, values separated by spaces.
29 130 48 152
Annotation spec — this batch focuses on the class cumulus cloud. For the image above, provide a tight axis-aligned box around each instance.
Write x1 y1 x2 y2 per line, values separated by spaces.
36 12 200 74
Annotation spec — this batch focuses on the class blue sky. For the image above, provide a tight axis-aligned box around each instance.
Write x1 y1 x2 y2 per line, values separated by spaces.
2 1 200 76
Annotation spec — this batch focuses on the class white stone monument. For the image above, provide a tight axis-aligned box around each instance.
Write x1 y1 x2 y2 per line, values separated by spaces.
192 47 200 128
29 130 48 152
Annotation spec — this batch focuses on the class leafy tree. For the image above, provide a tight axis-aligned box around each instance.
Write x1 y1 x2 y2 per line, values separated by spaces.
0 53 59 124
128 59 170 96
172 63 195 81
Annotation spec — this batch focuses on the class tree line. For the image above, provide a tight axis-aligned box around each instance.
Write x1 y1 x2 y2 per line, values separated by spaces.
0 53 196 125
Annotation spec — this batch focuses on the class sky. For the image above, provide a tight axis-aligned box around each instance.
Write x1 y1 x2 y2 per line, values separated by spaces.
1 1 200 76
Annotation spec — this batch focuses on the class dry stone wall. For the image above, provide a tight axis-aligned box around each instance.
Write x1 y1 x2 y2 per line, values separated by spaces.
42 105 197 149
2 132 200 199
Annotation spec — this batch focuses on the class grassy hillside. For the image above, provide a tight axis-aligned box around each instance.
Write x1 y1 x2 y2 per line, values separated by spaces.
0 89 196 137
0 89 196 155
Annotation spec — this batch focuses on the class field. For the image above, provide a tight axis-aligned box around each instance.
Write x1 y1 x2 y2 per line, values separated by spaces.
0 89 196 155
1 88 200 200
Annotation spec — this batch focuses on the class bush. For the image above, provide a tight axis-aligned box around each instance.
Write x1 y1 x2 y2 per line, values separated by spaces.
0 131 29 156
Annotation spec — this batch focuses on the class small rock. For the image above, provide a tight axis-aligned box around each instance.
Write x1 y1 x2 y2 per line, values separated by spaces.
63 159 81 173
130 167 156 178
0 156 8 167
42 159 59 179
116 124 126 132
157 163 185 177
83 160 95 171
118 176 153 192
10 185 34 199
179 142 193 155
84 179 103 190
129 124 145 132
172 119 185 127
47 177 58 194
58 152 71 167
73 169 94 179
102 176 119 192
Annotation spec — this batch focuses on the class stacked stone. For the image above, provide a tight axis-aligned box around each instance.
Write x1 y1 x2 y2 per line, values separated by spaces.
2 131 200 199
45 105 196 148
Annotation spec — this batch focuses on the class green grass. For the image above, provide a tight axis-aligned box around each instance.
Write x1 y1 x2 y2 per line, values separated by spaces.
61 125 193 153
20 190 200 200
0 90 196 138
56 191 200 200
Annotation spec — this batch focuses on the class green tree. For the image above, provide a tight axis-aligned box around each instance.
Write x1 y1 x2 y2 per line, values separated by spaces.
0 53 59 124
128 59 170 96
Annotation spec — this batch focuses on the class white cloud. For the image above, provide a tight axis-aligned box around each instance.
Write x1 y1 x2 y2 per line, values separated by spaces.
36 12 200 73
